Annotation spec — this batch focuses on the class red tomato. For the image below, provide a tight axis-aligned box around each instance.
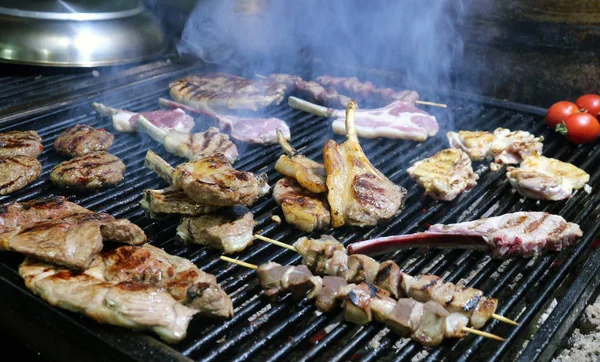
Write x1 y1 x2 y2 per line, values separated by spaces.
546 101 579 129
557 112 600 144
576 94 600 117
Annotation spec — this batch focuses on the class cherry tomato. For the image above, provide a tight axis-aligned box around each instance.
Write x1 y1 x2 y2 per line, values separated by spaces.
545 101 579 129
576 94 600 117
557 112 600 144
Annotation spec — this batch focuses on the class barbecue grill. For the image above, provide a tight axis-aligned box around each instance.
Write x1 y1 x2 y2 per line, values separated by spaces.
0 54 599 362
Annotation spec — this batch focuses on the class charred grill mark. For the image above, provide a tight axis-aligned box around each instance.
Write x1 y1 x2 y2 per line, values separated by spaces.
548 221 569 240
463 294 481 313
374 263 392 285
0 175 23 191
504 215 529 229
525 213 550 233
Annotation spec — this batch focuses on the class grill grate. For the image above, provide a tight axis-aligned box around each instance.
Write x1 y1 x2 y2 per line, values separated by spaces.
0 58 599 362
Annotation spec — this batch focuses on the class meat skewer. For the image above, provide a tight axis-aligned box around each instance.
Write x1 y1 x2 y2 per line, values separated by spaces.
254 234 518 328
220 256 505 346
348 212 583 259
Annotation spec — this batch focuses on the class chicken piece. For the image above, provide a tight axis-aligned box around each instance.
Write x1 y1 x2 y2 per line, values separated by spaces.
406 148 478 201
0 156 42 195
137 116 238 163
144 150 269 207
50 152 126 189
176 211 255 254
374 260 404 299
446 130 495 160
54 124 114 157
293 235 347 277
272 178 330 233
323 100 406 227
340 282 380 325
343 254 380 284
100 245 233 318
506 155 590 200
274 129 327 193
0 130 44 158
19 257 198 344
140 187 221 217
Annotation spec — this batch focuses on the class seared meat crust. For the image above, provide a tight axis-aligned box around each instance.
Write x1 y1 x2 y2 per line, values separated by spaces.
0 156 42 195
50 152 125 189
0 130 43 158
54 124 114 157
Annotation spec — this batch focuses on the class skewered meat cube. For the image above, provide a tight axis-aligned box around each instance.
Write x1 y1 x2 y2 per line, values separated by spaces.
447 128 544 171
92 102 195 133
140 187 221 217
350 211 583 259
176 210 255 254
101 245 233 318
50 151 126 189
293 235 348 277
159 98 291 145
374 260 404 299
339 282 380 325
54 124 114 157
343 254 380 284
272 177 331 232
280 264 323 300
0 156 42 195
20 257 198 343
0 130 44 158
168 72 288 111
314 76 420 105
407 148 478 201
256 262 294 300
289 96 439 141
506 155 590 200
316 276 347 312
274 129 327 193
323 100 406 227
295 79 351 108
137 114 238 163
145 150 269 207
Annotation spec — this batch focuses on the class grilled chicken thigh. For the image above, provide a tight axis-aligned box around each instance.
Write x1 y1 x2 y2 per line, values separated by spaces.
137 116 238 163
50 152 126 189
274 129 327 193
272 178 331 232
0 156 42 195
447 128 543 171
0 130 44 158
140 187 221 217
506 155 590 200
407 148 478 201
323 100 406 227
145 150 269 207
54 124 114 157
177 211 255 254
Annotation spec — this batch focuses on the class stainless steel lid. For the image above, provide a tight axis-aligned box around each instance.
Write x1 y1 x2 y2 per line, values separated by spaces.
0 0 166 67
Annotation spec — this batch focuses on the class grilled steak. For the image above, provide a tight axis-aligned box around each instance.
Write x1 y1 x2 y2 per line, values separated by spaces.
407 148 478 201
0 156 42 195
50 152 126 189
54 124 114 157
315 76 420 105
0 130 43 158
93 102 195 133
272 177 331 233
140 187 221 217
177 211 255 254
169 72 288 111
506 155 590 200
295 79 351 108
19 257 198 343
324 101 406 227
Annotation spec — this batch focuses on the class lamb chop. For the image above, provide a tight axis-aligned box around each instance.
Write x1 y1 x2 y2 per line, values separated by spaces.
54 124 114 157
323 100 406 228
447 128 544 171
50 151 126 190
315 76 420 106
159 98 290 145
140 187 221 217
295 79 351 108
144 150 269 207
406 148 478 201
136 116 238 163
177 210 255 254
168 72 288 111
92 102 195 133
0 130 44 158
506 155 590 201
272 177 331 233
274 129 327 193
288 96 439 141
0 156 42 195
348 211 583 259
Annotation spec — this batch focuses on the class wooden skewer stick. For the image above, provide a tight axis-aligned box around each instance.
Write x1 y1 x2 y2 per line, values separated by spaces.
414 100 447 108
255 234 519 327
219 256 506 342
